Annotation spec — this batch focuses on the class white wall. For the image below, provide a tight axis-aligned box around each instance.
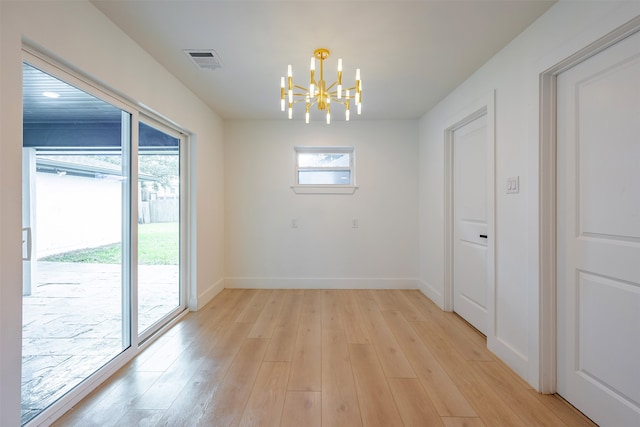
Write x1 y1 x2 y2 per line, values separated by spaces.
36 173 122 257
418 0 640 389
224 120 419 289
0 1 224 423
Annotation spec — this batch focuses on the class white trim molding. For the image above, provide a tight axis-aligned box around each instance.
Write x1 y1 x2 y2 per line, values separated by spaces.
224 277 419 290
291 185 358 195
194 278 225 310
417 280 444 308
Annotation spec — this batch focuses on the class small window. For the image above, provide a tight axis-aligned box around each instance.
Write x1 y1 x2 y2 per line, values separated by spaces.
292 147 357 194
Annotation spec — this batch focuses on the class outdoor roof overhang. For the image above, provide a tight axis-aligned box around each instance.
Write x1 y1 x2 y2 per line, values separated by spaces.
36 157 157 182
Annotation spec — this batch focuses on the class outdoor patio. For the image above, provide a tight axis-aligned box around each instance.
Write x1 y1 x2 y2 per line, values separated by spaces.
21 261 179 425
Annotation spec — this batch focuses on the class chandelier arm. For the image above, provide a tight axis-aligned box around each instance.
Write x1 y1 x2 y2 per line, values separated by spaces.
329 91 355 100
292 99 311 106
293 84 309 91
326 81 338 91
328 99 347 106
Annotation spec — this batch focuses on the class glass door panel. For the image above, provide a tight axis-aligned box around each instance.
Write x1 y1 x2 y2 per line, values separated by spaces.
21 64 131 425
137 121 182 336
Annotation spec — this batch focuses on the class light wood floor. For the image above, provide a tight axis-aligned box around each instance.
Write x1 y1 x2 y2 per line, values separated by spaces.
54 289 597 427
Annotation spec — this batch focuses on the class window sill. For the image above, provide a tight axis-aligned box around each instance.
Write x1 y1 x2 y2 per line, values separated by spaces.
291 185 359 195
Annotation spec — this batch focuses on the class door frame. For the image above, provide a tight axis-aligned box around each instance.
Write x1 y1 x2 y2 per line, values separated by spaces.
444 90 496 340
538 16 640 394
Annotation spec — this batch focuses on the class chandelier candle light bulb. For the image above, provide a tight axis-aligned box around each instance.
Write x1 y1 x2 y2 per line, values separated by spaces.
280 48 362 123
345 89 350 121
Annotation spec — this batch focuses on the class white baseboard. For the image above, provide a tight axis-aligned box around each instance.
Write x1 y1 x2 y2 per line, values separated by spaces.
224 277 419 290
488 335 529 381
417 279 444 309
415 278 530 385
194 278 225 310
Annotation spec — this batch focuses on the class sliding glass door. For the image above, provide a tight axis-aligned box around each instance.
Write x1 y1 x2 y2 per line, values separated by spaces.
137 121 183 338
21 63 132 425
21 61 186 425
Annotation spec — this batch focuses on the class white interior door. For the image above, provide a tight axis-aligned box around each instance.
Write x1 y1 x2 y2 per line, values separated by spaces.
453 113 488 335
557 29 640 427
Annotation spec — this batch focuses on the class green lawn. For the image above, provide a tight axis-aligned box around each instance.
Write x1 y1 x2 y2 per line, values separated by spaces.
40 222 179 265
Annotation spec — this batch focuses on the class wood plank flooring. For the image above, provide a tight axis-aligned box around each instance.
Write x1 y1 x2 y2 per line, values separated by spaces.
53 289 597 427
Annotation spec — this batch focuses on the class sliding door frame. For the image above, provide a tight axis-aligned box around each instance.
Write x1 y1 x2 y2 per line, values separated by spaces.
137 115 189 344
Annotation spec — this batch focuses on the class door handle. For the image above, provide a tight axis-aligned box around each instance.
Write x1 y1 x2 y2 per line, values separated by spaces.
22 227 32 261
479 234 487 239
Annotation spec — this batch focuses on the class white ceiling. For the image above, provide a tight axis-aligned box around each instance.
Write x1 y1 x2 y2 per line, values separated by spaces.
91 0 555 122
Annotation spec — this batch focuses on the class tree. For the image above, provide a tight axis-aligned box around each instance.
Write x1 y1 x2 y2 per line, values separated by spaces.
138 155 178 191
91 154 178 191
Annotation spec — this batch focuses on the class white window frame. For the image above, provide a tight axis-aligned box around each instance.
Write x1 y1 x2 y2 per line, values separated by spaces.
292 146 358 194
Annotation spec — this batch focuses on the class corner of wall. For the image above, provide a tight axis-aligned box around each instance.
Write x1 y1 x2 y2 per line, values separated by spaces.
488 337 529 381
417 280 444 309
192 278 224 311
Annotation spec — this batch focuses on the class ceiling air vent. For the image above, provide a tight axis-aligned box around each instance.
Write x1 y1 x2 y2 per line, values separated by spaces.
184 49 223 70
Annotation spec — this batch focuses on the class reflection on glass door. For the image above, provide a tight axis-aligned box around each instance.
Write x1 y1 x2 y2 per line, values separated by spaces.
21 63 131 425
137 122 182 336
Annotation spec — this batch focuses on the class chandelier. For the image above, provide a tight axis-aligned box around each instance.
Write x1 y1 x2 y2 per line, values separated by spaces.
280 48 362 124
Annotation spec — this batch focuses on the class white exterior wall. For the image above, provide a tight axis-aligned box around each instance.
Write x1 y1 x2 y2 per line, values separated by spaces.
418 1 640 388
224 120 419 289
35 173 122 257
0 1 225 423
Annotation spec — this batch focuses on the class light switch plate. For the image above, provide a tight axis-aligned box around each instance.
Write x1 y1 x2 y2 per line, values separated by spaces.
507 176 519 194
